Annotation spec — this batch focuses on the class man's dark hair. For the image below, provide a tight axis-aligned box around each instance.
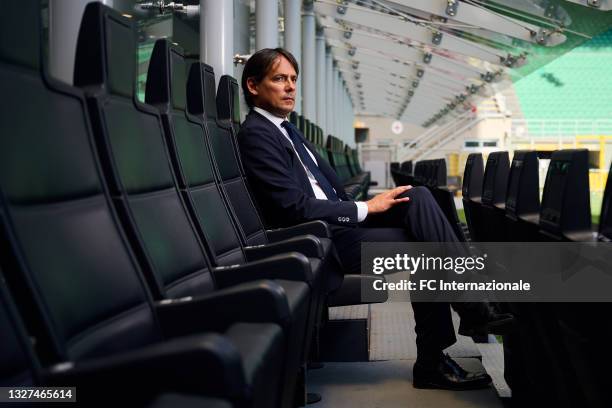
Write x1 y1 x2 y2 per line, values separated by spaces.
241 47 299 108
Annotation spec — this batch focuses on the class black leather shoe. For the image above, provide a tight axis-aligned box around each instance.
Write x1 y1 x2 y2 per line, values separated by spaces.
413 354 492 390
456 303 515 337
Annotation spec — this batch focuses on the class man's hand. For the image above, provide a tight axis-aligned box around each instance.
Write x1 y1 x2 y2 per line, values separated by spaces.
366 185 412 214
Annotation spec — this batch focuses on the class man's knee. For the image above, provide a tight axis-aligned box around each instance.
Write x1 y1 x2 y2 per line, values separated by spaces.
407 186 434 201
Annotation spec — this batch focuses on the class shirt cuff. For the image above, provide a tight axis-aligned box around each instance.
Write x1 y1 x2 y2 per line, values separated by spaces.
355 201 368 222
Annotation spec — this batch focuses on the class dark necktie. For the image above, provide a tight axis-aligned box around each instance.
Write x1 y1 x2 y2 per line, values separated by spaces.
281 121 339 201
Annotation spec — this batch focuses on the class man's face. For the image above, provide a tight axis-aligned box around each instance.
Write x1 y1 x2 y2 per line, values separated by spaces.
247 56 297 117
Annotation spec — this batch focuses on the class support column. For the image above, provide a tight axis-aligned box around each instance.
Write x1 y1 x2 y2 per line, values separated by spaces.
315 28 326 131
335 68 341 138
330 62 338 137
284 0 301 113
49 0 113 84
343 82 349 144
234 0 251 120
301 1 316 121
325 47 333 137
201 0 233 83
256 0 278 50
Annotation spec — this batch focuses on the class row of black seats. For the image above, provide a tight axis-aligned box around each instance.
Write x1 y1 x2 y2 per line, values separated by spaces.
390 160 413 187
289 114 372 200
462 150 611 243
0 2 384 407
462 150 612 407
391 159 467 242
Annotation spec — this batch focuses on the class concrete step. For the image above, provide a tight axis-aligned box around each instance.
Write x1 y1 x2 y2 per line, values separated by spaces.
370 302 482 361
476 342 511 399
308 359 504 408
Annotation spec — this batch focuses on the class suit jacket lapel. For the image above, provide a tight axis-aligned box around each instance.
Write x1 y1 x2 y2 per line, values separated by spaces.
248 110 295 154
247 110 317 197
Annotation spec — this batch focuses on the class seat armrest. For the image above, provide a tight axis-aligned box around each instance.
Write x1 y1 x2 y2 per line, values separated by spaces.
155 280 291 336
266 220 331 241
244 235 323 260
327 275 389 306
213 252 313 288
45 333 247 401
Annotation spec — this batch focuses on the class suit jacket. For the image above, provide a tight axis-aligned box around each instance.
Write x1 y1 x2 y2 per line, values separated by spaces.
238 110 358 228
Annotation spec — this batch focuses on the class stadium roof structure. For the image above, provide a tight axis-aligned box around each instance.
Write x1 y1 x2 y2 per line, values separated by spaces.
313 0 612 127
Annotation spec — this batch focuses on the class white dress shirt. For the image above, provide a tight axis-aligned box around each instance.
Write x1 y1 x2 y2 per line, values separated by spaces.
254 107 368 222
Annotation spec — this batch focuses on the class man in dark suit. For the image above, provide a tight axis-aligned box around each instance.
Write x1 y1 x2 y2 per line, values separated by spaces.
238 48 512 390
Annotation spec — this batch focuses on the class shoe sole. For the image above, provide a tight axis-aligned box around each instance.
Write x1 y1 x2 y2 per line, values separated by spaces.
413 379 492 391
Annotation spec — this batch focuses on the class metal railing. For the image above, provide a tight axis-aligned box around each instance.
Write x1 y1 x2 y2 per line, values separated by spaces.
510 119 612 140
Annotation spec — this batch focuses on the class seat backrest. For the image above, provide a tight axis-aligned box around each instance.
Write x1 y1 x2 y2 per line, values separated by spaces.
352 149 363 174
414 161 425 184
599 162 612 240
0 1 160 363
482 152 510 207
75 8 217 299
462 153 484 200
400 161 413 175
327 136 352 182
539 149 591 237
304 119 312 142
216 74 242 136
289 111 298 126
314 130 329 163
0 268 40 386
199 66 271 247
433 159 447 188
345 146 358 177
154 44 250 267
505 151 540 218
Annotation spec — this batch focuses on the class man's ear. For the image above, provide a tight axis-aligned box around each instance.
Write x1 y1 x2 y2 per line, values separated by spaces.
246 77 259 97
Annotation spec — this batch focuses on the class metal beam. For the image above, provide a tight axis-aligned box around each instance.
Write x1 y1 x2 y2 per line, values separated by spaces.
325 30 488 79
314 0 512 62
383 0 566 46
561 0 612 11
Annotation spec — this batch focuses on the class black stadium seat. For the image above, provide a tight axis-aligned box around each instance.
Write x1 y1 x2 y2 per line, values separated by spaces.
535 149 607 407
539 149 592 241
0 267 234 407
397 160 414 186
599 161 612 241
217 75 242 136
462 153 485 241
326 135 365 199
390 162 400 186
0 267 40 388
505 151 541 242
480 152 510 241
420 159 466 242
0 3 287 406
345 145 371 187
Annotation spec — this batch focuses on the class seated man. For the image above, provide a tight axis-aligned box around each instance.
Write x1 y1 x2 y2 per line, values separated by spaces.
238 47 512 390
